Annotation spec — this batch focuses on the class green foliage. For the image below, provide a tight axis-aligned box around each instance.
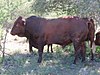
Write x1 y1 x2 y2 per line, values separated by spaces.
0 0 34 40
0 0 34 27
63 44 74 54
0 0 100 30
96 46 100 53
31 0 100 29
0 0 100 28
31 0 77 17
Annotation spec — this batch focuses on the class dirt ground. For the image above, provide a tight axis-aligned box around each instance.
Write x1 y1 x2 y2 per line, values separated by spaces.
2 30 58 54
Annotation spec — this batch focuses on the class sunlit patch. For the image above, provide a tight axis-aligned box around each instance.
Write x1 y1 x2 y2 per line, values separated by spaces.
24 59 30 67
79 66 89 75
98 68 100 73
39 59 59 68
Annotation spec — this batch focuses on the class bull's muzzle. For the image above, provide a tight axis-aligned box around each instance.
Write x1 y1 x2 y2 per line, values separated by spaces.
10 31 15 35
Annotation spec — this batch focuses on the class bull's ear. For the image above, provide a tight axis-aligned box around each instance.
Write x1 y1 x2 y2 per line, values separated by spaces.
22 18 25 22
22 18 26 26
18 16 22 19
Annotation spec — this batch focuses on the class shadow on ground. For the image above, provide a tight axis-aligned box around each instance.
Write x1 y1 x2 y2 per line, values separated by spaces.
0 51 100 75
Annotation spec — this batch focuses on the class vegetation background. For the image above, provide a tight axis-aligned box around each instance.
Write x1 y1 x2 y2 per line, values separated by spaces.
0 0 100 75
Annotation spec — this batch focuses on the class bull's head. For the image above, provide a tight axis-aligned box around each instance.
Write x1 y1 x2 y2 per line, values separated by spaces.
95 32 100 45
10 16 25 37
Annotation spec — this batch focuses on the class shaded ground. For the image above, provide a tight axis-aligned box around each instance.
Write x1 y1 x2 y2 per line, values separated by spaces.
0 52 100 75
0 31 100 75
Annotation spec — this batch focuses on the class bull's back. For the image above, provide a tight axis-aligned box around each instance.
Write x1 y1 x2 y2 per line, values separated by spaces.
44 18 88 44
26 16 46 35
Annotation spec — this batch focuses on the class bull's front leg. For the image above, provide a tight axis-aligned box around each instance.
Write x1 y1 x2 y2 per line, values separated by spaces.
38 46 44 63
29 39 33 53
37 38 44 63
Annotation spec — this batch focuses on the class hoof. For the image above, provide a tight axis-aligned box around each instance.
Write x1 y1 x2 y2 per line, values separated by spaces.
81 60 86 63
29 50 33 54
29 51 34 55
51 51 53 53
73 61 76 64
70 64 76 69
91 58 94 61
37 59 42 63
47 51 50 53
30 52 34 55
27 54 32 57
81 58 85 62
90 59 94 63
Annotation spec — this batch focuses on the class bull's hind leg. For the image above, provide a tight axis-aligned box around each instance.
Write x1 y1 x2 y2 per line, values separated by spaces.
50 44 53 53
90 47 94 61
47 45 50 53
72 39 81 64
80 42 86 62
90 42 95 61
47 44 53 53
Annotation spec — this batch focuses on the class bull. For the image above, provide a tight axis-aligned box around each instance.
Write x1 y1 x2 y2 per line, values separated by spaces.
11 16 95 64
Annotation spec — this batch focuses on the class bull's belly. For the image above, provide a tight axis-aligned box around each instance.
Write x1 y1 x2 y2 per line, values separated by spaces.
46 37 71 46
31 42 38 48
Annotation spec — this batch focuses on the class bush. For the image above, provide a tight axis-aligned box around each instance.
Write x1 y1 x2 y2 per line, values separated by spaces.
96 46 100 54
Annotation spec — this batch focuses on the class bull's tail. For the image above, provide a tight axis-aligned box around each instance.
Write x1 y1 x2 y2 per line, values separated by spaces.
90 41 96 60
87 36 95 60
91 42 96 54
